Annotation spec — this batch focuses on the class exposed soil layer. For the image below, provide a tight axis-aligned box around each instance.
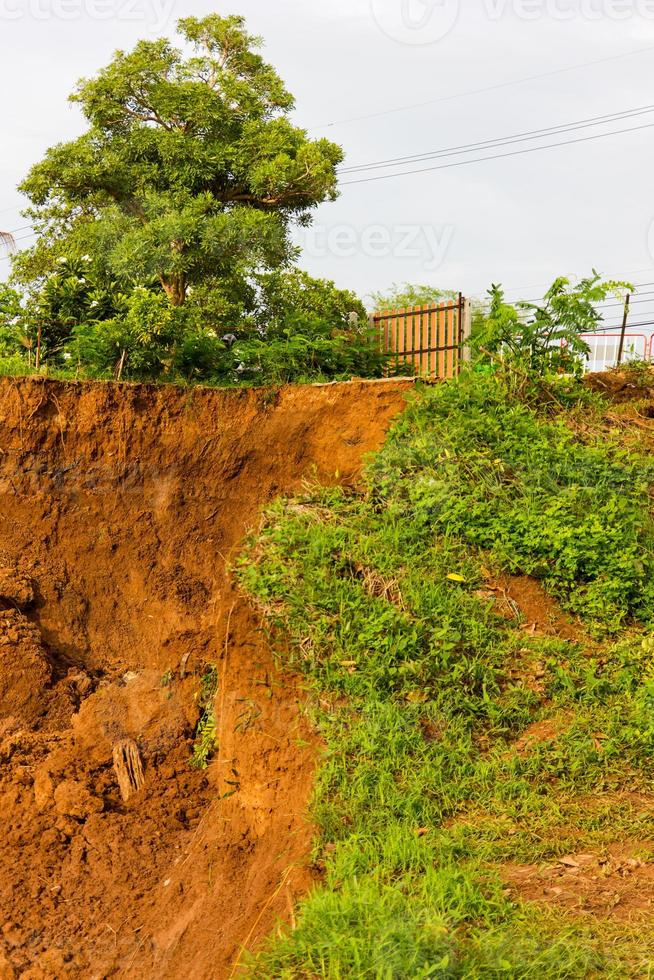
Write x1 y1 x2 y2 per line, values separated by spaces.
501 844 654 918
483 575 586 644
0 376 413 979
586 366 654 403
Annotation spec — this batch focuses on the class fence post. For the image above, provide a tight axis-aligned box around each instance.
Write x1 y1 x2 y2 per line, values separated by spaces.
460 296 472 366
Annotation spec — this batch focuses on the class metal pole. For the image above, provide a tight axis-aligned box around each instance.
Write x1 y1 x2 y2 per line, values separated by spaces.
616 293 631 366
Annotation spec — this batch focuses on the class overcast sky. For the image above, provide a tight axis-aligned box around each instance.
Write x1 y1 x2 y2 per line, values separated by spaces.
2 0 654 319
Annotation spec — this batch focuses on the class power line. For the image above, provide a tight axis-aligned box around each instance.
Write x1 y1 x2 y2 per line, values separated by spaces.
504 270 654 299
589 320 654 333
595 296 654 310
309 43 654 131
0 230 35 260
340 119 654 186
340 104 654 175
508 282 654 305
4 224 32 236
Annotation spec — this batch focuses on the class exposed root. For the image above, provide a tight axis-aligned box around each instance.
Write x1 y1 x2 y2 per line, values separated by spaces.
112 739 146 801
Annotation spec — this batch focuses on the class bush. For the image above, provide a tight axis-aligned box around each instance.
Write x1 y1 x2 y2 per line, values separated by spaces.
71 289 225 381
472 274 631 374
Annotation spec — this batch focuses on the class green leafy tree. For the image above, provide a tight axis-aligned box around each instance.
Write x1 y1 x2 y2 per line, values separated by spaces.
472 273 631 373
15 14 343 308
70 270 376 385
252 269 366 330
369 283 458 312
22 256 128 364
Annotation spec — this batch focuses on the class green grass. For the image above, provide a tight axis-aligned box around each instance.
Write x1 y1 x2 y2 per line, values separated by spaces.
237 371 654 977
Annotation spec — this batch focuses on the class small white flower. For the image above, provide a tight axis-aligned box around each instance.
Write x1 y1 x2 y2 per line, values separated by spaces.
81 254 91 262
57 256 67 265
90 300 99 308
63 352 72 361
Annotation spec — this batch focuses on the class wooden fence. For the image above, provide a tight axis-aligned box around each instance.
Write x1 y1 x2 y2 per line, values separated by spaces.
373 294 471 379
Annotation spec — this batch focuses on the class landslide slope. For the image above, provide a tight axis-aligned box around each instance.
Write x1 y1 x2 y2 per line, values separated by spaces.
239 368 654 977
0 376 413 979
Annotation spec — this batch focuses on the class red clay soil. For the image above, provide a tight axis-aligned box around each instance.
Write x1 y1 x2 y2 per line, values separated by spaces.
502 844 654 919
585 366 654 403
0 376 413 979
483 575 586 644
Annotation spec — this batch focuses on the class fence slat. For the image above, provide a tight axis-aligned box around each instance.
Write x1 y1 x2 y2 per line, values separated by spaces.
374 297 467 380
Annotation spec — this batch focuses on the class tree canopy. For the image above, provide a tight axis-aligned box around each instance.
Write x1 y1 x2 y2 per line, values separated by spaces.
16 15 343 308
369 283 459 312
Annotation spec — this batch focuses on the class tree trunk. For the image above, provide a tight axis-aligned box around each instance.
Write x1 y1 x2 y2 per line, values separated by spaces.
160 274 187 307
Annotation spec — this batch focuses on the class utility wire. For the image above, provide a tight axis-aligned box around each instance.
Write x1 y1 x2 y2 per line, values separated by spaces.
0 230 35 260
340 104 654 174
309 43 654 131
504 270 654 299
589 321 654 333
340 120 654 186
3 224 33 236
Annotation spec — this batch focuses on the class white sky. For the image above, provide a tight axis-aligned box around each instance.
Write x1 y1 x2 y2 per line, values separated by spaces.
2 0 654 322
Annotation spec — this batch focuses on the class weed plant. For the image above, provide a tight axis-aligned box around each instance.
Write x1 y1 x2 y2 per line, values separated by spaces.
190 664 219 770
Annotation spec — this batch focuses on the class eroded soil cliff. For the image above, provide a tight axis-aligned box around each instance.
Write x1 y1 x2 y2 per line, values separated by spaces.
0 377 413 979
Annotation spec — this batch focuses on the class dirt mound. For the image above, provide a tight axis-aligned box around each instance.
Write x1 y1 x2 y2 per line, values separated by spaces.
586 365 654 402
0 376 413 978
484 575 586 644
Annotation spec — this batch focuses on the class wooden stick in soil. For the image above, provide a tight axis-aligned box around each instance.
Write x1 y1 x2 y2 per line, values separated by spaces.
616 293 631 367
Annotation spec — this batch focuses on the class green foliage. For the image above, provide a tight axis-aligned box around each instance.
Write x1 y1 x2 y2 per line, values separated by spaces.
368 373 654 632
190 664 219 770
252 268 366 331
25 256 128 364
369 282 458 312
238 372 654 976
0 286 25 357
70 287 217 381
228 315 385 385
16 14 342 310
65 272 379 384
472 274 631 373
7 15 367 387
